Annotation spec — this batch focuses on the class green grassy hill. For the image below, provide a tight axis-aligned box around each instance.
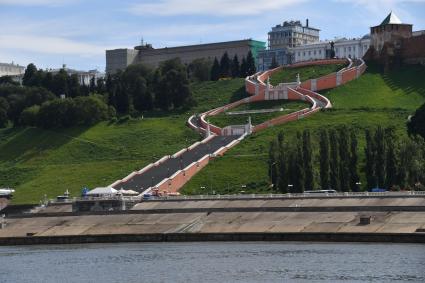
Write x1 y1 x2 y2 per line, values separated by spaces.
0 79 246 204
2 64 424 203
181 64 425 195
269 63 346 86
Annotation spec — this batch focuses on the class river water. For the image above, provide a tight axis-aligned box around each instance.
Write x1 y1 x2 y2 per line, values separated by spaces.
0 242 424 282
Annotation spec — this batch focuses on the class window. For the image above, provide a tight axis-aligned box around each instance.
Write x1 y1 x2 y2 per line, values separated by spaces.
319 50 322 55
313 50 316 55
308 51 311 55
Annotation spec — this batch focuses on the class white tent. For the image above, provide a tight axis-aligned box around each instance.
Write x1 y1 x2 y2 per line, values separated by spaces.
86 187 118 196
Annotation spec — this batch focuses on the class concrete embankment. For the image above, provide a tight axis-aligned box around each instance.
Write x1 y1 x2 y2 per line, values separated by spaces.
1 196 425 245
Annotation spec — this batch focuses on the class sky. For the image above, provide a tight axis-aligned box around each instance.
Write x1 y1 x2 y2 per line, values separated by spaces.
1 0 424 72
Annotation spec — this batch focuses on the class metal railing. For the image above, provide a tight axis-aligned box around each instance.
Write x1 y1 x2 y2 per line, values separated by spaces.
145 191 425 201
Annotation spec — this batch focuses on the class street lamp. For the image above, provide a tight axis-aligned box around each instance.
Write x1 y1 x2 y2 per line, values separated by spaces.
270 161 277 188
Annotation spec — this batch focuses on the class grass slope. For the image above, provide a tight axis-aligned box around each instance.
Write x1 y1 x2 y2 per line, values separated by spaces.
182 64 425 195
0 79 246 204
269 63 346 86
208 100 308 128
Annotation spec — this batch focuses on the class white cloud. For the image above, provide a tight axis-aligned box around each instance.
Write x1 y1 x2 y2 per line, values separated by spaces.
0 0 75 6
129 0 307 16
334 0 425 15
0 35 106 56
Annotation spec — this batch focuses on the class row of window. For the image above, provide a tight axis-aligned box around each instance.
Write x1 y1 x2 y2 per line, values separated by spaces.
0 66 24 72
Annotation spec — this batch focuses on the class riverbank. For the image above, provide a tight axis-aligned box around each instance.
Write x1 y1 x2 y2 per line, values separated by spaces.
1 195 425 245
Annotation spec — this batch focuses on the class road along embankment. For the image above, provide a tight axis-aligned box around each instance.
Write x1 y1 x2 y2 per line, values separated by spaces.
1 196 424 245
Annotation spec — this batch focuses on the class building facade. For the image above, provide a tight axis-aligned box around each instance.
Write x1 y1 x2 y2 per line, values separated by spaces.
48 65 105 85
106 39 266 74
293 36 371 63
268 19 319 49
257 48 292 71
0 62 25 77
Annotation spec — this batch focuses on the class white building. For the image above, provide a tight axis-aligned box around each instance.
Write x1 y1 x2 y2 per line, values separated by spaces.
293 36 371 63
48 64 105 85
0 62 25 77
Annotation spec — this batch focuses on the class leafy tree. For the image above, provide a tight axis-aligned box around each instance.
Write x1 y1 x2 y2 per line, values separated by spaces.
22 63 37 86
210 58 220 81
0 76 18 86
219 52 231 78
68 74 81 98
374 126 386 188
115 82 130 113
407 102 425 139
20 105 40 126
188 58 211 82
51 69 68 96
240 57 248 78
329 129 340 191
293 132 305 193
338 127 350 192
268 140 278 189
96 78 106 94
246 50 256 75
89 77 96 93
303 129 314 190
0 97 9 128
132 76 152 112
364 128 377 190
73 96 109 125
349 131 360 191
385 133 398 189
277 131 288 193
319 130 330 190
231 55 240 78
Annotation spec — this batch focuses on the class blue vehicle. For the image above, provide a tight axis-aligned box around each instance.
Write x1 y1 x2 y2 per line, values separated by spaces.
371 188 386 192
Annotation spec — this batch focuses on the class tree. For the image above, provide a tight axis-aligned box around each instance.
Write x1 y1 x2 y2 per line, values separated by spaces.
188 58 211 82
115 82 130 113
231 55 240 78
22 63 37 86
303 129 314 190
385 131 397 189
268 140 278 189
154 58 194 110
375 126 386 188
319 130 330 190
89 77 96 93
293 132 305 193
20 105 40 126
338 127 350 191
349 131 360 191
240 57 248 78
132 76 152 112
246 50 256 75
407 102 425 139
210 58 220 81
51 69 68 96
365 128 377 190
277 131 288 193
270 55 279 69
219 52 231 78
329 129 340 191
68 74 81 97
0 97 9 128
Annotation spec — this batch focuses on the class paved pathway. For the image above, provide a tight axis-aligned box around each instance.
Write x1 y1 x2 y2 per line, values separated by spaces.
114 135 238 191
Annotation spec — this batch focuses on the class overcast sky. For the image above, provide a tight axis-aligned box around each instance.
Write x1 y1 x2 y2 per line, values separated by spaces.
1 0 424 71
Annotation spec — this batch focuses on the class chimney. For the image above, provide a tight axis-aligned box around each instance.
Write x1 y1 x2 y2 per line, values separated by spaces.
306 19 309 27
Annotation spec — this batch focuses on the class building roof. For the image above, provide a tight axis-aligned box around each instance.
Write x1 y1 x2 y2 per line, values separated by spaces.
380 11 402 25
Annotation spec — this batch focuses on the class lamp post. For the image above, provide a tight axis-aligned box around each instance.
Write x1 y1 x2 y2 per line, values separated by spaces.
270 161 277 188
